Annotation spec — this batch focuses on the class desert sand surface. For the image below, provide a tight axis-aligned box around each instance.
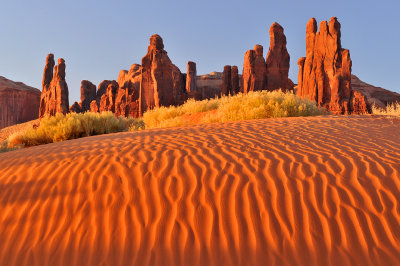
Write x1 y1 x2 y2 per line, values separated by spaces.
0 116 399 266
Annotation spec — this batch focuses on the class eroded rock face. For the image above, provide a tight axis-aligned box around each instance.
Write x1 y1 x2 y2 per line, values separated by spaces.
297 17 366 114
139 34 185 114
39 55 69 118
243 45 267 94
0 76 41 129
80 80 96 112
266 22 293 92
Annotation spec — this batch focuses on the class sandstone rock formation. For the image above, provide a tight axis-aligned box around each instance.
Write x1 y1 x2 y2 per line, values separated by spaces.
98 81 118 113
186 61 197 93
39 54 69 118
221 65 232 96
243 45 267 94
0 76 41 129
231 66 239 94
139 34 185 114
350 90 370 114
266 22 293 92
80 80 96 112
90 100 99 113
297 17 366 114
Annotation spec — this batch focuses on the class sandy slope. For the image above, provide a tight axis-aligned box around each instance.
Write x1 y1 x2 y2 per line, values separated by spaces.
0 116 399 266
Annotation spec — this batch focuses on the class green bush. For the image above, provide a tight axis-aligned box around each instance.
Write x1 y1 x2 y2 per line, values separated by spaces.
142 90 328 129
9 112 143 147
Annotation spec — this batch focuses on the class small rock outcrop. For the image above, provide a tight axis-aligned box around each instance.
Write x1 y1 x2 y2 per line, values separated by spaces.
266 22 293 92
297 17 367 114
69 102 82 113
0 76 41 129
39 54 69 118
243 45 267 93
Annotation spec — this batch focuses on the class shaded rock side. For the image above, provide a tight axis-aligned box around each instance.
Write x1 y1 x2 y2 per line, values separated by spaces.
351 75 400 108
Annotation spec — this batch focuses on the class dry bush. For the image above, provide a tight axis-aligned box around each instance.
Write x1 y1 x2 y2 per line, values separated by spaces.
9 112 143 147
142 90 327 129
371 102 400 117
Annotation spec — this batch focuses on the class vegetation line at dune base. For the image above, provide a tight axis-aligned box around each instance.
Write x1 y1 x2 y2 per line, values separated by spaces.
4 90 327 150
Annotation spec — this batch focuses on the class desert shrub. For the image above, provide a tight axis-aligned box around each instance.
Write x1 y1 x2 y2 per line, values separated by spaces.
142 90 327 128
0 141 23 153
371 102 400 117
9 112 142 147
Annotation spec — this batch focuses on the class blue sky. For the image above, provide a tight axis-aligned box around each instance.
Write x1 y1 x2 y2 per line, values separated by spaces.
0 0 399 102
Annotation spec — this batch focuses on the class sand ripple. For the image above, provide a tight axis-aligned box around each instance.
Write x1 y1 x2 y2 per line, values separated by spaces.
0 116 399 265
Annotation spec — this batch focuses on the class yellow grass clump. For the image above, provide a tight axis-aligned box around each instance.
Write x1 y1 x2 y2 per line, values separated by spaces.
9 112 144 147
371 102 400 117
142 90 328 129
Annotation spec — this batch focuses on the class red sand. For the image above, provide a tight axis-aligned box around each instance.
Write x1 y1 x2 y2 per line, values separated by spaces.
0 115 399 265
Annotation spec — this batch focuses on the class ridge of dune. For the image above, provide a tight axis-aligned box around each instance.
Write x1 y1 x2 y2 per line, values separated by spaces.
0 116 399 266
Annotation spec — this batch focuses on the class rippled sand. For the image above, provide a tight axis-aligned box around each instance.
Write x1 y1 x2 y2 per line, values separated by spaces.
0 116 399 266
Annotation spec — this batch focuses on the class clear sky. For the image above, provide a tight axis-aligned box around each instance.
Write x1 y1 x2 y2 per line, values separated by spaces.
0 0 399 102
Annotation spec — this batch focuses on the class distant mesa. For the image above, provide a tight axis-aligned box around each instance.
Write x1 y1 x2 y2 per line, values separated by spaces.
0 76 40 129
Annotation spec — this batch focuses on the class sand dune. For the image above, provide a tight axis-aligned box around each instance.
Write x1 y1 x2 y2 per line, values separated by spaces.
0 116 399 266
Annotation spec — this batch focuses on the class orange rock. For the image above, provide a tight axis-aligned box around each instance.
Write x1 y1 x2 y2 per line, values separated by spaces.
297 17 369 114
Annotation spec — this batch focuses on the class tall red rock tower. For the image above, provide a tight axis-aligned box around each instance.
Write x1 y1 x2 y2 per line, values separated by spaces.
242 45 267 94
266 22 293 92
39 54 69 118
297 17 367 114
139 34 184 114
